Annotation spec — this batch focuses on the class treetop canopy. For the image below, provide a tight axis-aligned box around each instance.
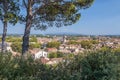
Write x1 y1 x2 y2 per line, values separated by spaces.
21 0 94 30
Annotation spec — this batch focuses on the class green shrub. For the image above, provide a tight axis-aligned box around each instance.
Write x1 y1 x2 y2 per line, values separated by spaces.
48 52 64 58
0 37 1 42
11 42 22 53
0 51 119 80
47 41 60 48
0 53 46 80
11 42 41 53
90 40 99 44
79 51 120 80
6 37 22 42
80 40 93 49
29 36 37 42
29 43 41 49
67 40 80 45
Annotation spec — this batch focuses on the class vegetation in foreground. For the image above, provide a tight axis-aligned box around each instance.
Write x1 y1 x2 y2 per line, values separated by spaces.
0 51 120 80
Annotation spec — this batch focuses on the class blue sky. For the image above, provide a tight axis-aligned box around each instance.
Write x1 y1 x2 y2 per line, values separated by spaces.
0 0 120 35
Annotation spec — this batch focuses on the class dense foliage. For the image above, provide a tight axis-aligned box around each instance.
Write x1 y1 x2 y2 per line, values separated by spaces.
0 37 1 42
79 51 120 80
48 52 64 58
9 36 40 53
29 43 41 49
11 42 22 53
29 36 38 42
80 40 93 49
11 42 41 53
90 40 99 44
0 0 19 24
5 36 38 42
67 40 98 46
67 40 81 45
0 50 119 80
47 41 60 48
6 37 22 42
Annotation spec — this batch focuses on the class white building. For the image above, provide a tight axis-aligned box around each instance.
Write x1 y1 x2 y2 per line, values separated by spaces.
0 42 11 51
35 51 48 59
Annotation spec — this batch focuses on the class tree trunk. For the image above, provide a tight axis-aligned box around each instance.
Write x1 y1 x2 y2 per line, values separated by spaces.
22 16 32 55
22 0 33 55
1 0 8 53
1 21 7 53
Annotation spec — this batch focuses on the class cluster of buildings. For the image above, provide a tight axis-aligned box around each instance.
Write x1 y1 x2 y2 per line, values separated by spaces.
29 36 120 64
1 36 120 64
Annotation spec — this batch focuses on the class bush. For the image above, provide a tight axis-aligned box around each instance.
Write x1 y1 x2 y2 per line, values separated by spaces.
29 36 37 42
79 51 120 80
90 40 99 44
11 42 41 53
67 40 80 45
6 37 22 42
80 40 92 49
57 51 120 80
29 43 41 49
11 42 22 53
47 41 60 48
48 52 64 58
0 37 1 42
0 51 119 80
0 53 47 80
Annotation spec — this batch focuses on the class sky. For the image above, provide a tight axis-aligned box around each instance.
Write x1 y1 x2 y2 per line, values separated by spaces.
0 0 120 35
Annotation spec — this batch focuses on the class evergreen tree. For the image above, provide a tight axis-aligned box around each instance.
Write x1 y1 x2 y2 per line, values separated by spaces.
21 0 94 55
0 0 19 52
